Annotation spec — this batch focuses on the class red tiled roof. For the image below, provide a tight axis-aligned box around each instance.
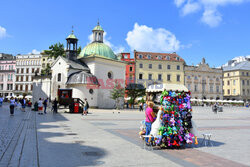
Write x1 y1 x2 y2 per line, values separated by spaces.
134 51 185 62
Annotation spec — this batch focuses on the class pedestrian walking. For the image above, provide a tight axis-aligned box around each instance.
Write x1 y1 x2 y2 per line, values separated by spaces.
82 98 89 116
38 98 43 115
9 97 15 116
20 97 26 112
0 96 3 107
139 102 143 112
52 98 58 114
43 98 48 114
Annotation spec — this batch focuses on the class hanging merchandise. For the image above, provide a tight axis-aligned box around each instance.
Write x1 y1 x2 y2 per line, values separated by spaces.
148 89 194 148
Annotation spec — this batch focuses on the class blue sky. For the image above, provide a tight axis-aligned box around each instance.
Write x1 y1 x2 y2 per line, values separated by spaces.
0 0 249 67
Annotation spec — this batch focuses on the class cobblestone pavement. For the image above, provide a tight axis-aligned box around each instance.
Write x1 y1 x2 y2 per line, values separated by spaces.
0 103 250 167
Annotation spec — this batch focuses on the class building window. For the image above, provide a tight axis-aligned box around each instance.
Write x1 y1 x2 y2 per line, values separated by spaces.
247 80 249 85
139 74 143 80
89 89 94 94
21 76 23 81
216 86 219 93
194 85 198 92
58 73 61 82
166 56 170 60
7 84 13 90
129 74 133 80
158 64 162 69
32 68 35 73
139 64 143 68
167 74 171 81
31 85 33 91
187 76 191 79
26 76 29 81
227 81 230 85
243 89 245 95
176 57 180 61
188 84 191 90
20 85 23 91
194 76 198 80
247 72 249 76
149 64 152 69
216 78 219 82
167 65 171 70
247 89 249 95
227 89 230 94
15 85 18 90
242 80 245 85
148 74 152 80
242 72 244 76
233 89 236 95
177 65 180 70
210 85 213 93
0 84 3 90
233 80 236 85
176 75 180 82
21 68 24 73
107 72 113 79
158 55 162 59
158 74 162 81
138 54 143 59
26 68 29 73
25 85 28 91
147 55 151 59
129 67 133 72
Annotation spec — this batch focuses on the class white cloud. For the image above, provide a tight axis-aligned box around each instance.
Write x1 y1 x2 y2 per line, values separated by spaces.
174 0 249 27
174 0 186 7
29 49 40 54
181 1 201 15
0 26 7 39
201 9 222 27
125 23 180 52
88 32 125 54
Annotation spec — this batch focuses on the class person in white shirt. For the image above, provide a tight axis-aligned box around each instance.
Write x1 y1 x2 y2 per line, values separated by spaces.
38 98 43 115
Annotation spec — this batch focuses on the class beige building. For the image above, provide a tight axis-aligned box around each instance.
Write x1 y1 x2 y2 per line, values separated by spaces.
184 58 223 100
134 51 185 88
223 61 250 102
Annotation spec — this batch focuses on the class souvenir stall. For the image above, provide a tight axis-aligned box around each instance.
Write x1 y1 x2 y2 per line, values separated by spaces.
141 84 197 148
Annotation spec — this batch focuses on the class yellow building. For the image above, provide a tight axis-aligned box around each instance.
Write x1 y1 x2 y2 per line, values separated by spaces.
223 61 250 102
134 51 185 87
41 54 54 69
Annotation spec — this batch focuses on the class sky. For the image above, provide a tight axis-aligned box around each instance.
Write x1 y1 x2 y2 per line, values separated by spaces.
0 0 250 67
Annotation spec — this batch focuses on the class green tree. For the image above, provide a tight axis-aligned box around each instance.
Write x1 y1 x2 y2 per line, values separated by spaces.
43 42 65 59
110 82 125 109
41 64 51 76
77 46 82 55
126 83 145 108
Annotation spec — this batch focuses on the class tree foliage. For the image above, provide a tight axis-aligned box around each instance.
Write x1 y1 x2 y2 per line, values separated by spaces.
110 82 125 109
43 42 65 59
126 83 145 106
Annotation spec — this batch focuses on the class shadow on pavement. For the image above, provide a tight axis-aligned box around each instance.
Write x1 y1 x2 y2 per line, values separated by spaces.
37 113 107 167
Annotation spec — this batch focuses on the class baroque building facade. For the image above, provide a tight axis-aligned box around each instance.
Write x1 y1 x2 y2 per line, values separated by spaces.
184 58 223 100
134 51 185 87
0 53 16 98
223 61 250 102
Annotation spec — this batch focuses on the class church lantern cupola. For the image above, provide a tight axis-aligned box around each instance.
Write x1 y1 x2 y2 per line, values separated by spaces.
66 28 78 61
92 21 104 43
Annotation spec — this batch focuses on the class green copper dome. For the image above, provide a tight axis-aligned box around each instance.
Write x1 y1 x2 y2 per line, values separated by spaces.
93 25 104 31
78 42 117 60
67 33 77 39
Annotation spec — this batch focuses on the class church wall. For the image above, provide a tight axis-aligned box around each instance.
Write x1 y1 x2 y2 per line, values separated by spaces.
32 77 51 104
69 84 98 107
51 58 68 100
91 59 126 108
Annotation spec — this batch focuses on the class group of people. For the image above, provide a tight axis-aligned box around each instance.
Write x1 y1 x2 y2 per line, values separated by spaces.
37 98 58 115
8 96 27 116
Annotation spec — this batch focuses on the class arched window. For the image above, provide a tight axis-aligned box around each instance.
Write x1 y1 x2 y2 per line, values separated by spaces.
58 73 61 82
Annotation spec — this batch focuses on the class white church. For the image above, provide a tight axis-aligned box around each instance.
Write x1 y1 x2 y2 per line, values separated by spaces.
49 23 126 108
